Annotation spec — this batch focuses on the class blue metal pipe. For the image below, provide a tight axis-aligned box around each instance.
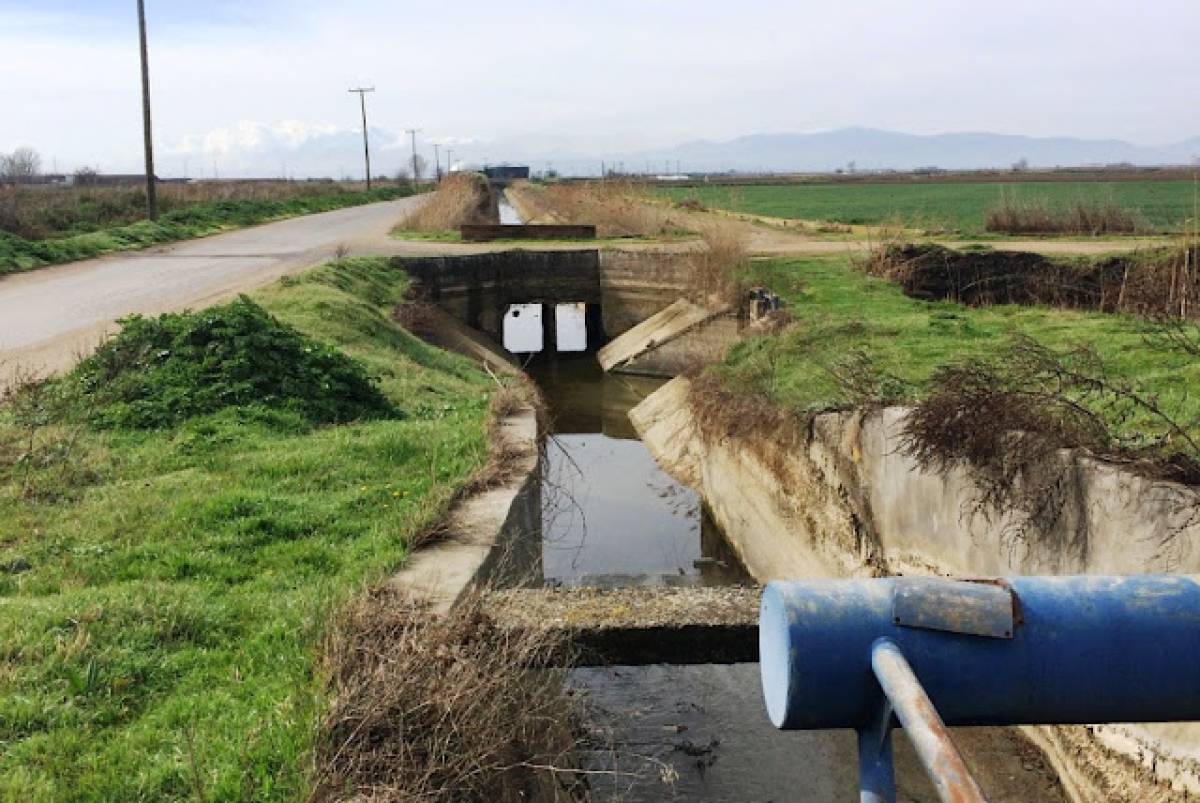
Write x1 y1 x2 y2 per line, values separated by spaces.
760 575 1200 730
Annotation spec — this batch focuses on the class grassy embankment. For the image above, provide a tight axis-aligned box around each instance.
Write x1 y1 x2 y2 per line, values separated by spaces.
0 184 413 277
717 252 1200 453
0 257 494 799
667 180 1197 235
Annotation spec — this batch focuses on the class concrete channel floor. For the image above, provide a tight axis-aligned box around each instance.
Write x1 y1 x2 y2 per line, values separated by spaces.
485 587 1066 801
573 663 1065 802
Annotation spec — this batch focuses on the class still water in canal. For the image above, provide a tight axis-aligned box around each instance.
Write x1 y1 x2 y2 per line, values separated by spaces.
523 352 1064 802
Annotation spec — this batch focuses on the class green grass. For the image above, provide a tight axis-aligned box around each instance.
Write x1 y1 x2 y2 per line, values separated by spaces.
667 181 1199 234
719 255 1200 442
0 257 494 800
0 187 412 277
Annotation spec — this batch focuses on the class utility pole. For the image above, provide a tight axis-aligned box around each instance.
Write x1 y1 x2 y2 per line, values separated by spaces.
432 142 442 181
405 128 421 189
349 87 375 189
446 149 454 175
136 0 157 220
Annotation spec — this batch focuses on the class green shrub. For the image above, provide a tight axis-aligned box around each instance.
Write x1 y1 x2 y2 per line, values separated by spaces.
71 296 401 429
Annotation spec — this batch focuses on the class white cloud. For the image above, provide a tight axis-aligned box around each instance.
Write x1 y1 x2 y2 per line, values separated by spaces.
167 121 349 157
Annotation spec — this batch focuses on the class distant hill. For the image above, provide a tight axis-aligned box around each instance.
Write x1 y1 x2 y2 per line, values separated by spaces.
627 128 1200 175
169 126 1200 180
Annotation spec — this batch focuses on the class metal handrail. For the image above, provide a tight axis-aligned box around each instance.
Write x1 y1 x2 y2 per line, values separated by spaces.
871 639 986 803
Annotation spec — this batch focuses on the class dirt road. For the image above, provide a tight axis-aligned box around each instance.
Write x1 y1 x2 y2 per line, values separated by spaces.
0 197 436 384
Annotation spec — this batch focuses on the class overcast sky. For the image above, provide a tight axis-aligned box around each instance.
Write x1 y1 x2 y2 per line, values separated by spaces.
2 0 1198 175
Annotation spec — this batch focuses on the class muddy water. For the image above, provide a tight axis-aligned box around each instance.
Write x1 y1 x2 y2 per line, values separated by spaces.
524 353 1065 802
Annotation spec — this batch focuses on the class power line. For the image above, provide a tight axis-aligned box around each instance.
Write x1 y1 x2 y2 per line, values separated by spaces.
349 87 375 189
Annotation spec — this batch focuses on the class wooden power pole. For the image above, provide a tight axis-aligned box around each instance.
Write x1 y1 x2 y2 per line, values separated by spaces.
406 129 421 189
349 87 375 189
137 0 157 220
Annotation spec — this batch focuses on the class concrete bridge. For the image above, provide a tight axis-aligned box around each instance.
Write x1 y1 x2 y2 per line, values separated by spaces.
398 249 741 372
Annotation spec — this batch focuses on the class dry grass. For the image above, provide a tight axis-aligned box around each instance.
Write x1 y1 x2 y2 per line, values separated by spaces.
687 220 749 303
311 588 584 803
507 181 748 300
0 180 377 240
394 173 493 233
985 192 1148 235
507 181 684 238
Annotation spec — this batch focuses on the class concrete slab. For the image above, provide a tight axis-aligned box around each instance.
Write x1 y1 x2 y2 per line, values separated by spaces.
597 297 728 372
483 585 761 665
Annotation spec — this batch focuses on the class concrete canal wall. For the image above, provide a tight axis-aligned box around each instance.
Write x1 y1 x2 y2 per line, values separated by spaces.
631 376 1200 802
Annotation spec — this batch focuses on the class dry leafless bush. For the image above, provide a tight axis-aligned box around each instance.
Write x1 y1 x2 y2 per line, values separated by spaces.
850 225 910 278
984 193 1148 235
311 588 585 803
686 374 806 479
394 173 493 233
900 335 1200 549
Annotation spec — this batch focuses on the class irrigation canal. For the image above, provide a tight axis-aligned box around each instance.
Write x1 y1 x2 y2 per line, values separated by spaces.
520 351 1065 802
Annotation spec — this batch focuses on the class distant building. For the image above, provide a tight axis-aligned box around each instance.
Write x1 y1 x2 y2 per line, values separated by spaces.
483 165 530 181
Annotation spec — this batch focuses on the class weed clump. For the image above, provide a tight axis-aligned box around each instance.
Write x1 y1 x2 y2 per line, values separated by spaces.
863 242 1200 320
688 220 748 303
70 296 399 429
984 192 1147 235
313 589 582 802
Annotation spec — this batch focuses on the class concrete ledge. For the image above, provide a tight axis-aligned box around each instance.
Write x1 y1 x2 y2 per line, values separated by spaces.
461 224 597 242
385 407 540 615
483 586 761 665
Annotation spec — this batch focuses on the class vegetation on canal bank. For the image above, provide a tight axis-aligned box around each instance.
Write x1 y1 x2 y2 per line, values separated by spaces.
713 250 1200 480
0 257 496 800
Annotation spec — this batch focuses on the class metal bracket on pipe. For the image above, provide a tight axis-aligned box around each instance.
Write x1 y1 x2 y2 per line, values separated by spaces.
892 577 1016 639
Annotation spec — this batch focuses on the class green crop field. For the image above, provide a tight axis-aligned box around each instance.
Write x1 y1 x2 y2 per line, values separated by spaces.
667 180 1199 234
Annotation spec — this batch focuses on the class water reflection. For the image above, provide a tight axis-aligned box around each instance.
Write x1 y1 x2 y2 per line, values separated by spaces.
498 196 523 225
526 353 752 588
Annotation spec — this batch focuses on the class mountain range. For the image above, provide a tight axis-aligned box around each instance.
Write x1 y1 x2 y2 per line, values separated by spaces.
167 127 1200 180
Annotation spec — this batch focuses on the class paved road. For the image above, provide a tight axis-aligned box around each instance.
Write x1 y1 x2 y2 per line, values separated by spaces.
0 196 424 383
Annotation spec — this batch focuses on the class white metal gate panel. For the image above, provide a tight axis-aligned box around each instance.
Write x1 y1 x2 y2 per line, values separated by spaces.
503 303 543 353
555 303 588 352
